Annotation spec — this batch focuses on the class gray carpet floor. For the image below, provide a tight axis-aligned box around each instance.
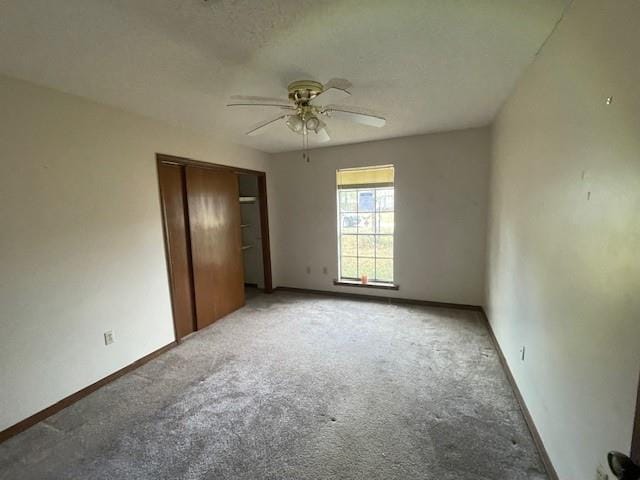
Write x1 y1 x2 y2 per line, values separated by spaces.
0 290 547 480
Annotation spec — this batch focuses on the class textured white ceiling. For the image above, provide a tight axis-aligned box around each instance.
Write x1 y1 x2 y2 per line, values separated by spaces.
0 0 567 153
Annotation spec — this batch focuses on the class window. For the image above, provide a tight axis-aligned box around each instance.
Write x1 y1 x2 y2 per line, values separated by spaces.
337 165 395 285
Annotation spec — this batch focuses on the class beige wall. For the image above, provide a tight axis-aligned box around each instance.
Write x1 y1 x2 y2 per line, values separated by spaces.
270 128 491 305
0 74 271 431
485 0 640 478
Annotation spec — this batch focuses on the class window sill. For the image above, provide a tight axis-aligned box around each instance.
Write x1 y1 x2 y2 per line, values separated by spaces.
333 279 399 290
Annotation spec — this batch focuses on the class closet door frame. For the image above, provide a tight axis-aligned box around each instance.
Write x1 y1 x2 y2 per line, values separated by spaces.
156 154 273 340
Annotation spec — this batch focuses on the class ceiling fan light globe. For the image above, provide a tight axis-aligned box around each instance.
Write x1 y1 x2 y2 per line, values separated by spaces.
286 114 304 133
305 116 320 132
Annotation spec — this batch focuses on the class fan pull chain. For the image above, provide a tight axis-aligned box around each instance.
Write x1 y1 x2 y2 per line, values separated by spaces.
302 128 310 162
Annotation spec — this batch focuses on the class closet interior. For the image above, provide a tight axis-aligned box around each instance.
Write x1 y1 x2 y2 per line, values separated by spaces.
238 174 265 298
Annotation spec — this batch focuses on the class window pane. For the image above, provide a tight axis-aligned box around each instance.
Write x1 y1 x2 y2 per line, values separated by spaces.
359 257 375 280
339 190 357 212
378 212 394 234
337 178 395 285
358 190 375 212
340 235 357 256
340 214 358 234
375 235 393 258
358 213 374 233
341 257 358 279
376 189 394 212
358 235 375 257
375 259 393 282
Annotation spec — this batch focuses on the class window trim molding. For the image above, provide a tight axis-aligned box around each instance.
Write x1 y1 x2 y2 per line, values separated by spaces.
337 182 395 284
333 279 399 290
337 182 394 189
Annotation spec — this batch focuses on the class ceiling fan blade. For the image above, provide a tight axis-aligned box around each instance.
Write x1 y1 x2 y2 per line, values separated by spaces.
230 95 291 104
227 102 295 110
322 106 386 127
309 86 351 106
314 127 330 143
246 114 287 136
324 78 353 91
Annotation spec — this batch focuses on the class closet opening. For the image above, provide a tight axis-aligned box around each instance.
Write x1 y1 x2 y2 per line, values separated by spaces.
238 173 265 301
156 154 273 342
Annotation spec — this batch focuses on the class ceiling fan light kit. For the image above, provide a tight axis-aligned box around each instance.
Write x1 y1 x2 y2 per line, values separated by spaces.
227 78 386 161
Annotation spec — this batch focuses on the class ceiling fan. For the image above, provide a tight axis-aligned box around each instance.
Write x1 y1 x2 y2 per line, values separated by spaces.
227 79 386 160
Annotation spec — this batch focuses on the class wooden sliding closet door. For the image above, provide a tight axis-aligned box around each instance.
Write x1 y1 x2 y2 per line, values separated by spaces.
158 163 196 340
186 166 245 329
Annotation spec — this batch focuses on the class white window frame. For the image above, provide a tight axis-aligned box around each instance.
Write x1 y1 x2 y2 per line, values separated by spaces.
336 178 395 286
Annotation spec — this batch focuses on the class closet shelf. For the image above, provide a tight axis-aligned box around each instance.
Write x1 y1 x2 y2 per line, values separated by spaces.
239 196 257 204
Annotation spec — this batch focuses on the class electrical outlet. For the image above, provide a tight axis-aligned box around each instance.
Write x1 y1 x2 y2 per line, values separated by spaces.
596 464 609 480
306 266 311 274
520 346 526 361
104 330 115 346
322 266 328 275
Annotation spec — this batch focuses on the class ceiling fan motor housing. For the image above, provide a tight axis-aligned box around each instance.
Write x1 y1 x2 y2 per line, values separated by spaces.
288 80 324 104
